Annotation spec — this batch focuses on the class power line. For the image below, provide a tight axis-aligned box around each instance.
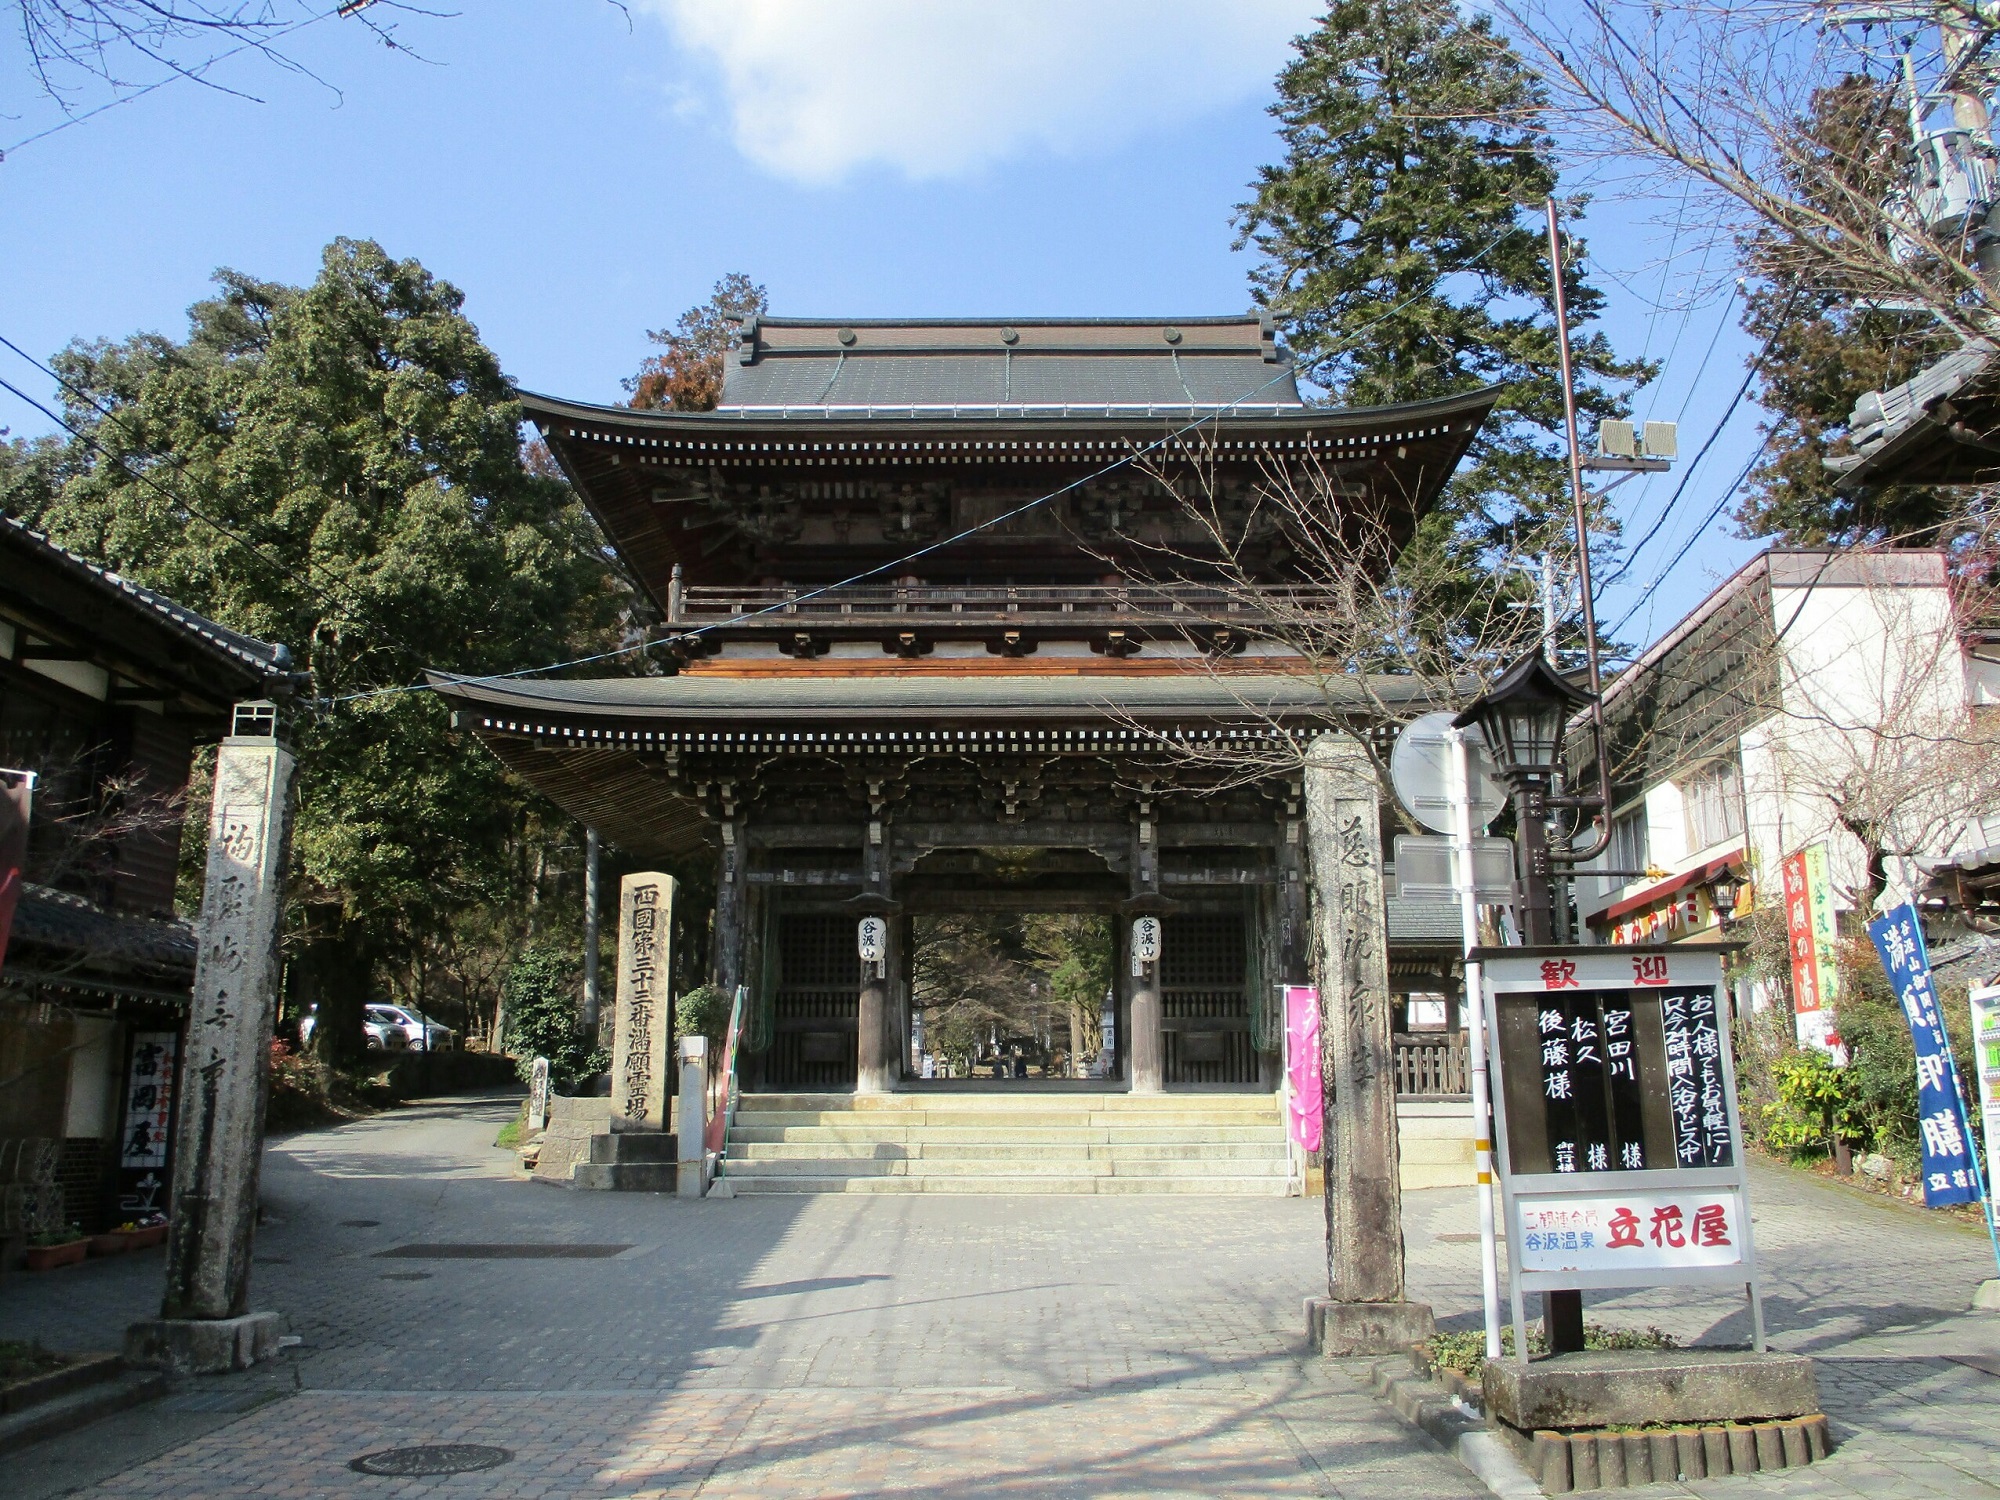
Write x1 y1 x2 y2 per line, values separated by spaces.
342 227 1532 704
0 340 427 662
2 222 1525 709
1606 429 1777 641
1594 286 1798 597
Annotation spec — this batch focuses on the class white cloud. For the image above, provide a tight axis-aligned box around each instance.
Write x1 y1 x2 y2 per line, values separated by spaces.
643 0 1319 184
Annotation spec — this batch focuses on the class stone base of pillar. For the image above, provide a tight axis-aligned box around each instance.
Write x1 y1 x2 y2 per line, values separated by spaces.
1305 1296 1435 1356
125 1311 284 1374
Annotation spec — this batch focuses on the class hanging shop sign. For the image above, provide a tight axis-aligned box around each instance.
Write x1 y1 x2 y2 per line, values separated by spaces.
1869 905 1981 1208
1781 845 1843 1057
1474 945 1764 1360
1967 982 2000 1207
857 916 888 965
117 1029 178 1219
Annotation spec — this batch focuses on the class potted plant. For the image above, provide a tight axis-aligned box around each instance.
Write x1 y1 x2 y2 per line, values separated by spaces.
114 1215 169 1251
24 1225 86 1271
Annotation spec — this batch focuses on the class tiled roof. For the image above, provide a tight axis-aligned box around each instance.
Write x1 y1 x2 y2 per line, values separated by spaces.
717 316 1303 418
0 516 289 679
10 883 196 969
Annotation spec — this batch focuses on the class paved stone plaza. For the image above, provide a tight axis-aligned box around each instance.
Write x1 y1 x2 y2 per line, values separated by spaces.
3 1094 1998 1498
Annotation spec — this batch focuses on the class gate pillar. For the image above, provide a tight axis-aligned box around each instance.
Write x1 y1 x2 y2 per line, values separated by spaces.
1302 732 1434 1354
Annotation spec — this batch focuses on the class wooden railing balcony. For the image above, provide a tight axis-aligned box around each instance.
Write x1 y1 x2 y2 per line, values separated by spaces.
1393 1032 1469 1099
674 581 1338 625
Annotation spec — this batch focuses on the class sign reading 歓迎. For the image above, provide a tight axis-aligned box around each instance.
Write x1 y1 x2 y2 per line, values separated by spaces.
1478 944 1764 1361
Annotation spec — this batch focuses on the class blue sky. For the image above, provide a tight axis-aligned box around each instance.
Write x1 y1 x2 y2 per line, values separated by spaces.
0 0 1766 650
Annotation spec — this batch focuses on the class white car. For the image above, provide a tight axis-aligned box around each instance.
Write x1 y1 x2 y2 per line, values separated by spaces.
298 1006 417 1051
369 1004 456 1052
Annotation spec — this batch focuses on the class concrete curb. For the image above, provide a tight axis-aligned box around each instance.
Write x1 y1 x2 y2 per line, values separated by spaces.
1350 1360 1542 1500
0 1370 166 1455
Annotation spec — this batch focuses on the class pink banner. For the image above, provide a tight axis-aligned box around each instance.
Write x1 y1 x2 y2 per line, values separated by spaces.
1284 985 1322 1152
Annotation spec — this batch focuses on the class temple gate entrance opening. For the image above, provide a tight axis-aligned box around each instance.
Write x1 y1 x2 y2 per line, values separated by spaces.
435 314 1499 1193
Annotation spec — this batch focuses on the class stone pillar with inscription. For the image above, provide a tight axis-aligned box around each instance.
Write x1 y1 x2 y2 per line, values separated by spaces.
126 701 295 1374
611 872 676 1131
1301 732 1435 1355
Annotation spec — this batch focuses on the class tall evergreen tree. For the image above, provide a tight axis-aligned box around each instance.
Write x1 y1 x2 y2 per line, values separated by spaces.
1238 0 1649 605
1736 76 1957 546
5 240 626 1063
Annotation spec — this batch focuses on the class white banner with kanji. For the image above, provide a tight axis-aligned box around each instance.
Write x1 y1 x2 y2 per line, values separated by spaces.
1515 1187 1747 1274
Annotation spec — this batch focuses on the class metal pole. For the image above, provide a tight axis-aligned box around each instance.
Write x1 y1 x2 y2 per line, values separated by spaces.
1545 198 1606 709
582 827 601 1037
1453 730 1504 1361
1539 550 1557 662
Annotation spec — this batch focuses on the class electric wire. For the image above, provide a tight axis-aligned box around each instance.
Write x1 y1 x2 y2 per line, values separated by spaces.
0 224 1522 708
328 227 1529 704
0 337 439 662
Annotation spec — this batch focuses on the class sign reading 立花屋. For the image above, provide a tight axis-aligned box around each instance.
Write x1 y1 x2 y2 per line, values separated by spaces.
1868 905 1981 1208
1476 944 1764 1361
1516 1191 1744 1273
1781 846 1844 1057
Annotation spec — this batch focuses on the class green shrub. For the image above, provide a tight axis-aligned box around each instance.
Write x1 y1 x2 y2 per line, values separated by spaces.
501 942 605 1093
1760 1048 1860 1157
675 984 731 1049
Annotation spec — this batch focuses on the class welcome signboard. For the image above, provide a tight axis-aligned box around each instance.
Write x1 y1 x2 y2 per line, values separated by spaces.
1475 945 1765 1360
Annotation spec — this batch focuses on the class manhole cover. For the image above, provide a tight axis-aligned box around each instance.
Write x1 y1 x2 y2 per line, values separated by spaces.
380 1271 432 1282
340 1219 381 1228
349 1444 512 1476
374 1243 631 1260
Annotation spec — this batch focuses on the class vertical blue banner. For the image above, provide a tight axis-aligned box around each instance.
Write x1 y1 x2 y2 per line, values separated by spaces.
1869 904 1982 1208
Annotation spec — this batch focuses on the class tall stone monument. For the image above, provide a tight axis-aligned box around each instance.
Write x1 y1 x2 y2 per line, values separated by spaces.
1302 732 1434 1354
610 871 676 1131
127 701 295 1374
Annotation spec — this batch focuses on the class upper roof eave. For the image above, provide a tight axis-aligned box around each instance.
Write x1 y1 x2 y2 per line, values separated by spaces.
426 667 1444 723
515 385 1504 435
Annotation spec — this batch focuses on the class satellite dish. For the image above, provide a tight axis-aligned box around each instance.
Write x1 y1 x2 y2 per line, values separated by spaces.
1390 711 1505 834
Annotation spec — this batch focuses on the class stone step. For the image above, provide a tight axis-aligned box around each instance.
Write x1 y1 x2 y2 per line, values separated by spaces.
724 1173 1291 1196
587 1131 679 1164
737 1092 1278 1112
570 1161 680 1192
732 1139 1288 1162
729 1122 1287 1142
731 1111 1280 1130
727 1154 1289 1178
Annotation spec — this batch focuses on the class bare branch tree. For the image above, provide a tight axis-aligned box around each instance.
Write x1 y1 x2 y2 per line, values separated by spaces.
1492 0 2000 340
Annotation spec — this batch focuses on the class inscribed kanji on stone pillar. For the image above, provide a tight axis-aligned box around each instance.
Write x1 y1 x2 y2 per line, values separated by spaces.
611 872 676 1130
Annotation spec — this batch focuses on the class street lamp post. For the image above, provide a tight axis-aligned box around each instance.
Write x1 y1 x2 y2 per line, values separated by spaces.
1454 652 1595 1355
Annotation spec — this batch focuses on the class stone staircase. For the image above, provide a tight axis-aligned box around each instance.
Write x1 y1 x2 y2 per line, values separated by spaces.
720 1091 1294 1195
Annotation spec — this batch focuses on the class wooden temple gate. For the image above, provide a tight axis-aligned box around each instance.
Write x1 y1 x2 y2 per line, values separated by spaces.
434 315 1496 1097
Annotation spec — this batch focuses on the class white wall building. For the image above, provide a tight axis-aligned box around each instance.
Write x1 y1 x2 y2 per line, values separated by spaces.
1576 549 2000 944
